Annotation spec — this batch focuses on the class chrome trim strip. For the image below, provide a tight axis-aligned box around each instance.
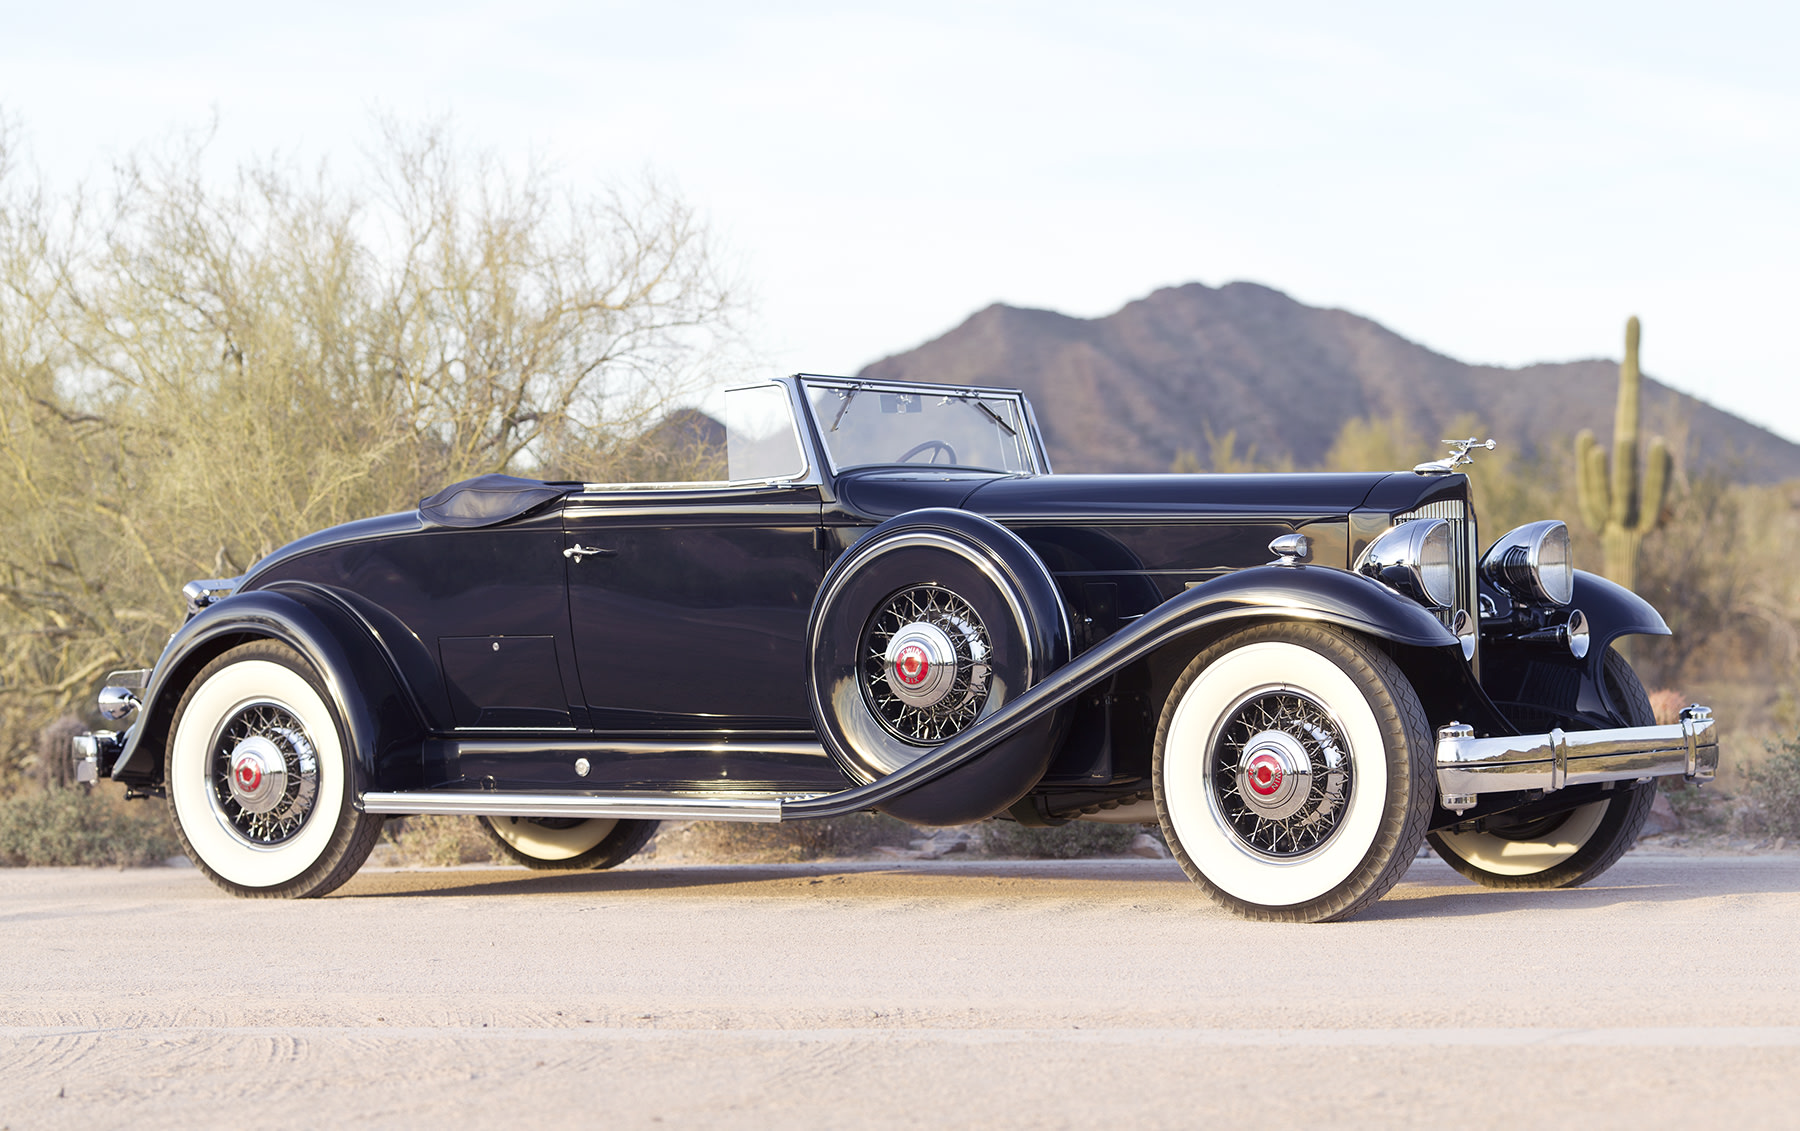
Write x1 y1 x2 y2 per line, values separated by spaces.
360 791 789 822
444 739 829 759
1435 708 1717 810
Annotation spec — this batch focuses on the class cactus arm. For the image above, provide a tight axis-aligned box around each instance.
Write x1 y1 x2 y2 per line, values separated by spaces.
1575 429 1611 532
1632 436 1672 535
1610 316 1643 528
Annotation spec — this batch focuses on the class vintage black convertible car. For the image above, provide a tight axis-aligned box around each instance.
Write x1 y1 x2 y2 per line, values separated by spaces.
74 375 1717 921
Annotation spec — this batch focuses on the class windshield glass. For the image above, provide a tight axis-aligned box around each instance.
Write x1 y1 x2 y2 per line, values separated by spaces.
801 378 1036 473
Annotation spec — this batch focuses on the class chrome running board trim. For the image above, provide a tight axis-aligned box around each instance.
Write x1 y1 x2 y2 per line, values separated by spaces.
360 791 786 822
1436 705 1716 812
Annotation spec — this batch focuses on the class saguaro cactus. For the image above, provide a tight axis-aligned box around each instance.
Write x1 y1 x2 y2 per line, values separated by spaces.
1574 316 1671 593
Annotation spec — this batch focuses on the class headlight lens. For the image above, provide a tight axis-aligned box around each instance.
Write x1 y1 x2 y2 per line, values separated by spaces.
1356 518 1456 609
1481 520 1574 606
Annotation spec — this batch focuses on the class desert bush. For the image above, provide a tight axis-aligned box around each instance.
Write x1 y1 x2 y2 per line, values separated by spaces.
1741 737 1800 838
0 114 740 788
977 820 1147 859
650 815 915 863
0 789 179 866
382 815 501 867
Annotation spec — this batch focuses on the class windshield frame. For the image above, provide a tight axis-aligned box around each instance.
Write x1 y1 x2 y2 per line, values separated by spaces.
795 375 1049 477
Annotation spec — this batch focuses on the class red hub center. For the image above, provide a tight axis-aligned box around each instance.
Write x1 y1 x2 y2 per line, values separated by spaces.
894 644 931 687
236 761 262 791
1245 752 1284 797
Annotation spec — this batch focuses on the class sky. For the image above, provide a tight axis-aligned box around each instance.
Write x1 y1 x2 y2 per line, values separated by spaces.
4 1 1796 439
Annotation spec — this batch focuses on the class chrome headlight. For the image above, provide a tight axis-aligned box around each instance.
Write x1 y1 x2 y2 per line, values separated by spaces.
1481 520 1573 606
1356 518 1455 608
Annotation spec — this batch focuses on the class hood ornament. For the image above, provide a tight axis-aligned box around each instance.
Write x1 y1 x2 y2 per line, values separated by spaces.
1414 437 1496 476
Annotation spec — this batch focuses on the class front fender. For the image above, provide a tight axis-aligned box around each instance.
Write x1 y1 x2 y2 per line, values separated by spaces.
1572 569 1670 653
1475 571 1671 731
109 588 426 794
1175 564 1460 649
784 564 1459 818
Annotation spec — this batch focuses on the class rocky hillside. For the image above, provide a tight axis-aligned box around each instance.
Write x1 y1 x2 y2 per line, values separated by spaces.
857 282 1800 481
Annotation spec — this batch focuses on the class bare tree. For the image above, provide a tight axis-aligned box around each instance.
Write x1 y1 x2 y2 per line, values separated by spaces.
0 115 743 787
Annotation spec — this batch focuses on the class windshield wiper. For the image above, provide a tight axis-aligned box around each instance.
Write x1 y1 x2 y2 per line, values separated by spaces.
830 385 863 432
965 398 1017 436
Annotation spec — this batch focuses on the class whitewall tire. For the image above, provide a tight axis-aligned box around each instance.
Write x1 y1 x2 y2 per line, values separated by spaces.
166 641 381 898
1154 623 1436 923
479 816 659 870
1427 648 1658 889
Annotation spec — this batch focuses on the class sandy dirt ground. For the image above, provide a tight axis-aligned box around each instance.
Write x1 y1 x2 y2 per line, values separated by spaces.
3 852 1798 1129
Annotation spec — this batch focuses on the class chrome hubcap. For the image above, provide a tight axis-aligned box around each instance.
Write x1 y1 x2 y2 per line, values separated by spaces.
863 586 992 744
883 621 958 709
227 736 289 814
209 701 320 846
1210 690 1352 858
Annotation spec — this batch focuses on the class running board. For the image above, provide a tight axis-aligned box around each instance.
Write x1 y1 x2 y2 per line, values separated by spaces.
360 791 787 822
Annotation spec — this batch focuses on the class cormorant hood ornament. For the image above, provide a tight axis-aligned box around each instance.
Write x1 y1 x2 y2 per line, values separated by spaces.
1414 437 1496 476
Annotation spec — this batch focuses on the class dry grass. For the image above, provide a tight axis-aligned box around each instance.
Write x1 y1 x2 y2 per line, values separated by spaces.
0 788 179 867
381 815 502 867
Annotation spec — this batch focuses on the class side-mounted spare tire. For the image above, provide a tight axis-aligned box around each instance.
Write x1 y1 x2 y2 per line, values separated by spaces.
807 509 1071 825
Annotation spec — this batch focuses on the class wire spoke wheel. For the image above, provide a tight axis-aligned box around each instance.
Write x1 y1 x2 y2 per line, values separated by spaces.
860 585 993 744
1154 623 1435 923
167 641 382 898
1209 689 1353 859
207 700 321 847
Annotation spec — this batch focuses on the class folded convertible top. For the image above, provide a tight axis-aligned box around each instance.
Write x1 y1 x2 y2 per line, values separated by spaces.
418 474 576 529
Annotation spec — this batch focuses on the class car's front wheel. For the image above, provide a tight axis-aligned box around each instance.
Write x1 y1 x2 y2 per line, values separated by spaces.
479 816 659 870
1153 623 1436 923
166 640 382 898
1427 648 1657 889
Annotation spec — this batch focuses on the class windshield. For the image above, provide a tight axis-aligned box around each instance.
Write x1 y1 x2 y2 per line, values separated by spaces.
801 378 1037 473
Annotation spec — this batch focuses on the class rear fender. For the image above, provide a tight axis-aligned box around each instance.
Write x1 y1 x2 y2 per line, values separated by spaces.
108 587 426 794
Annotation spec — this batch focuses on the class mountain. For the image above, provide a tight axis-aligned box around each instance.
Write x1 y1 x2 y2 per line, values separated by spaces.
856 282 1800 482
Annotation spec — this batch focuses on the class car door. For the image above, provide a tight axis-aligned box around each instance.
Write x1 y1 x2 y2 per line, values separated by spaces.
563 484 826 730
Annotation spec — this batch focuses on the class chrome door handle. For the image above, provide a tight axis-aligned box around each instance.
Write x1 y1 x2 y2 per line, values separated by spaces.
563 544 616 562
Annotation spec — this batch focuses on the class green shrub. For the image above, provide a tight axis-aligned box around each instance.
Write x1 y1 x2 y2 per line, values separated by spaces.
381 815 502 866
1744 738 1800 838
0 788 180 867
978 820 1147 859
1659 777 1731 831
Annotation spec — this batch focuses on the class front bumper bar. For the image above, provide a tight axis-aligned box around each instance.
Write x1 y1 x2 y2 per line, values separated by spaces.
1436 705 1716 812
70 731 122 784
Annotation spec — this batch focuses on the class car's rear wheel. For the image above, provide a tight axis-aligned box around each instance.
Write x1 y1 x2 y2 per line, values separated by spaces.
1428 648 1657 889
166 640 381 898
1153 623 1436 923
479 816 659 870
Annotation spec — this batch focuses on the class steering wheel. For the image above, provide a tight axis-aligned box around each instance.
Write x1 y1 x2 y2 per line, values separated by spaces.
896 439 958 465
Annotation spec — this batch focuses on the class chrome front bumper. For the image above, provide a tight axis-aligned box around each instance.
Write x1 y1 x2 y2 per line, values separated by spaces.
71 731 121 784
1436 705 1716 813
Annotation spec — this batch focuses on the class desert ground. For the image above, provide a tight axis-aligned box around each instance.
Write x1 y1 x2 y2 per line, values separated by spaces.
3 851 1798 1128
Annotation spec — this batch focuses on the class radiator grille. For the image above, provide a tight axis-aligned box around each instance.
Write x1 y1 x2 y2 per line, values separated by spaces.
1400 498 1478 660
